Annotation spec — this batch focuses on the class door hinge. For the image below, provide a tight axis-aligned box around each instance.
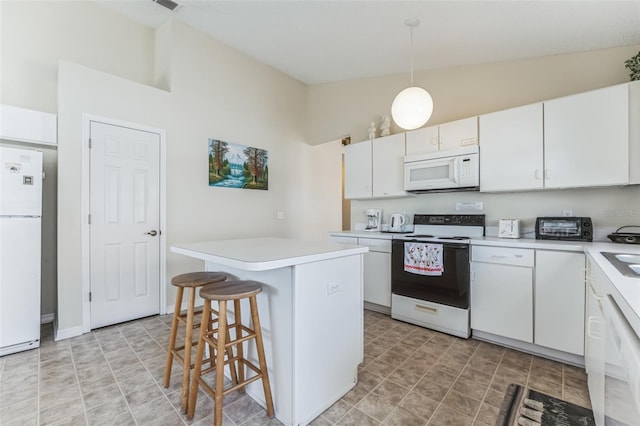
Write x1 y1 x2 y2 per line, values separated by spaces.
88 214 91 224
88 138 92 149
89 292 92 302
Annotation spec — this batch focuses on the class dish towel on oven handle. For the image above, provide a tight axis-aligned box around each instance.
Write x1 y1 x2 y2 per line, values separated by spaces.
404 242 444 276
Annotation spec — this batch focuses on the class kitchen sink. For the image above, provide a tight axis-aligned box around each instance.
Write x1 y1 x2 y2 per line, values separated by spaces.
601 252 640 278
614 254 640 264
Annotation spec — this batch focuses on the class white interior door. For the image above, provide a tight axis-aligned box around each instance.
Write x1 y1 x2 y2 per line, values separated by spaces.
89 121 160 329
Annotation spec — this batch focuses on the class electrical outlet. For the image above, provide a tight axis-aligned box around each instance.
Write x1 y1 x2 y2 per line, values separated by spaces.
276 211 285 220
327 283 340 295
562 209 573 217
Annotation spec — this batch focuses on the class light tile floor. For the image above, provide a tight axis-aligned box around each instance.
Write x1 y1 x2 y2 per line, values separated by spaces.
0 310 590 425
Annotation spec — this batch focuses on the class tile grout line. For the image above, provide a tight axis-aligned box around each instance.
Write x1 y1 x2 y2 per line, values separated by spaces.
66 337 90 426
116 322 184 425
92 327 142 425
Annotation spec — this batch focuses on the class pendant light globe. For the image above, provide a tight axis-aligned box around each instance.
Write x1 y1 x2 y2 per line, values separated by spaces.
391 86 433 130
391 18 433 130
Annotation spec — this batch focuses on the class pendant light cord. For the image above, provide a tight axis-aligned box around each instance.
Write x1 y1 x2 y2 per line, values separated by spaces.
410 24 414 86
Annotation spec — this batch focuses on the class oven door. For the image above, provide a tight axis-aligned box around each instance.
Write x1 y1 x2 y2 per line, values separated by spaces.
391 240 470 309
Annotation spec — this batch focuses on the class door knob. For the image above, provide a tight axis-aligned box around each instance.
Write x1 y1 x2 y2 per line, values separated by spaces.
145 230 158 236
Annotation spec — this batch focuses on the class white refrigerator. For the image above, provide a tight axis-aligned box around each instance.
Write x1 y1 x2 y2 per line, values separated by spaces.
0 146 43 356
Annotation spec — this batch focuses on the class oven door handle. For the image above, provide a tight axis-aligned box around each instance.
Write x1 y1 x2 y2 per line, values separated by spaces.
395 240 469 248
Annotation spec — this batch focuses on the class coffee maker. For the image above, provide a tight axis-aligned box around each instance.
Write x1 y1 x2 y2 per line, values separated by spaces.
365 209 382 231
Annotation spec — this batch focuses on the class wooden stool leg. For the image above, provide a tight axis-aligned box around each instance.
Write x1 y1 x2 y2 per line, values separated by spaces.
249 295 274 418
180 287 197 412
187 300 211 420
164 287 184 388
214 300 228 426
234 299 245 393
225 323 238 388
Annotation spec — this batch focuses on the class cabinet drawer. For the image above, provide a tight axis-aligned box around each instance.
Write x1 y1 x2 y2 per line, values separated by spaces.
330 236 357 245
358 238 391 253
472 246 534 267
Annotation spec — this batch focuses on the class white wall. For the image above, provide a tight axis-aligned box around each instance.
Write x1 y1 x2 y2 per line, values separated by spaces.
3 2 343 335
307 45 640 234
0 0 158 320
308 45 640 145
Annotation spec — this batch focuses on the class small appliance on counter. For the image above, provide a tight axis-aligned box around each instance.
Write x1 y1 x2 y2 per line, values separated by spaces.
389 213 406 232
364 209 382 231
607 226 640 244
535 216 593 242
498 219 521 239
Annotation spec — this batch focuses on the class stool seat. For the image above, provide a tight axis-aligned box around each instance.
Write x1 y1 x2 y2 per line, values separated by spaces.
200 280 262 300
171 271 228 288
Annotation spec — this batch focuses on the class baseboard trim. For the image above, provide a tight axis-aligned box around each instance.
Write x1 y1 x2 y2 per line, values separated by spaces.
54 321 84 341
41 313 55 324
364 301 391 316
472 330 585 367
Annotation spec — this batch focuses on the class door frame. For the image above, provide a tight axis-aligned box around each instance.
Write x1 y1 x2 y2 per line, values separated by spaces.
81 114 167 333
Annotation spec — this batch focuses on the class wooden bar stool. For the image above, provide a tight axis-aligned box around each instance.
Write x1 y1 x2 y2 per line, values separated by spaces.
187 280 275 425
164 271 228 412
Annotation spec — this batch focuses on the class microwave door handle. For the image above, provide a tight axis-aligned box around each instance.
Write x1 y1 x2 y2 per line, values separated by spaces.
452 158 459 184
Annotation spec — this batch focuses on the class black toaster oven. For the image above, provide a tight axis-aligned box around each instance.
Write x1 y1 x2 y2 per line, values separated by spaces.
535 217 593 242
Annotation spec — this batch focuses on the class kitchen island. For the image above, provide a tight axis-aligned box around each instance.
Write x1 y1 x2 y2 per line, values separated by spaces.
170 238 368 426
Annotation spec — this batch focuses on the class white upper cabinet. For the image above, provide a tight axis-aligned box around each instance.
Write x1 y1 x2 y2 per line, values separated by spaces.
372 134 406 198
344 140 372 199
438 117 479 152
0 104 57 145
405 124 439 155
480 81 640 192
479 103 544 192
544 83 629 188
344 133 406 199
405 117 478 156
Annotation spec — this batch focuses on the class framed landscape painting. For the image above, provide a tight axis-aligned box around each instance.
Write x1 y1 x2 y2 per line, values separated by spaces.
208 138 269 190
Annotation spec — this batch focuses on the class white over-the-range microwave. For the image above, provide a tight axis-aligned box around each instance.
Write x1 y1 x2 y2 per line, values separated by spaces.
404 145 480 193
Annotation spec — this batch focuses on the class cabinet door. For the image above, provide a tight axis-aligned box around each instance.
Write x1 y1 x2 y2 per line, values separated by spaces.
585 262 605 425
372 134 406 198
479 103 543 192
0 104 57 145
405 125 439 156
470 262 533 343
344 140 372 199
439 117 478 152
535 251 585 355
362 251 391 307
330 236 357 245
544 84 629 188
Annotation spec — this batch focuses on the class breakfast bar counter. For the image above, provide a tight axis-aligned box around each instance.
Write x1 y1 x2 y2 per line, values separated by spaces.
171 237 368 426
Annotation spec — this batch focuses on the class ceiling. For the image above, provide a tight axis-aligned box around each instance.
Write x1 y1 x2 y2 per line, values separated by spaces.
95 0 640 85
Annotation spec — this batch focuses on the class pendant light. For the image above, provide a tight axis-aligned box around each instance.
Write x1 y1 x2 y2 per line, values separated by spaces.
391 19 433 130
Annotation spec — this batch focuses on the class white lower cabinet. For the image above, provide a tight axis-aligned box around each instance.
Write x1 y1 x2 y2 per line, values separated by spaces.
471 245 586 356
535 251 585 355
330 235 391 308
471 246 534 343
359 238 391 308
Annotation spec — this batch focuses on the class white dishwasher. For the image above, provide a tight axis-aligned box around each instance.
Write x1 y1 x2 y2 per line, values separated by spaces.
602 295 640 425
470 246 534 343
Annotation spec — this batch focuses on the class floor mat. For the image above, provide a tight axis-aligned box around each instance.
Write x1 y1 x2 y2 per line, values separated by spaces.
496 383 595 426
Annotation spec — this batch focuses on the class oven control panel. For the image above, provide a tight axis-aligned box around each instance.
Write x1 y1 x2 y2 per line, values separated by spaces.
413 214 485 226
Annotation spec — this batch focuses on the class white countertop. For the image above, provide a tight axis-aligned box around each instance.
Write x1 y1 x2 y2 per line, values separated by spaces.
171 237 369 271
330 230 640 334
584 243 640 336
